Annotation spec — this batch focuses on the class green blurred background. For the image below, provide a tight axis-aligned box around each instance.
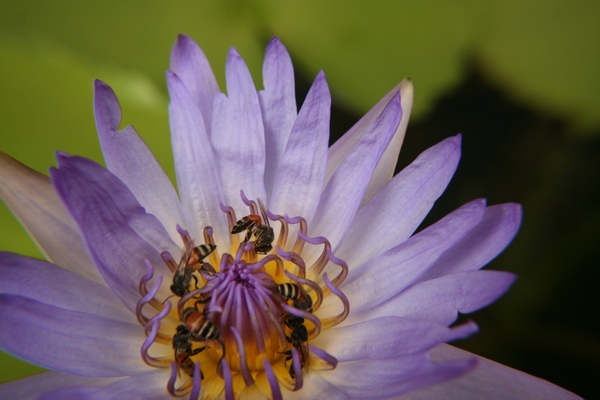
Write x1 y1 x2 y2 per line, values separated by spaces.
0 1 598 397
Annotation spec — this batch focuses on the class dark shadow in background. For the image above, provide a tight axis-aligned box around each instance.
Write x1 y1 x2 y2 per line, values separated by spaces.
294 61 599 399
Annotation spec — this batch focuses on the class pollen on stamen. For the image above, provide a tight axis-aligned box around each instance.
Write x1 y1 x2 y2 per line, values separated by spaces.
136 193 350 399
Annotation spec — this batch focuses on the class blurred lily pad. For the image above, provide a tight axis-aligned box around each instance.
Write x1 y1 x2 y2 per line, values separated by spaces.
261 0 600 130
476 0 600 133
260 0 480 119
0 33 171 382
0 1 268 92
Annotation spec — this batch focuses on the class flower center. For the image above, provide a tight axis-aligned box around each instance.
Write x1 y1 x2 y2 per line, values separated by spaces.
136 194 349 399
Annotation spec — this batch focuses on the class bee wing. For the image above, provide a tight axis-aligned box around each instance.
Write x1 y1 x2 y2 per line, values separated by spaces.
299 340 311 369
177 238 197 272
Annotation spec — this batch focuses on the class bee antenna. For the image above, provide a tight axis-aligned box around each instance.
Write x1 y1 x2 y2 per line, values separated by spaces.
162 294 175 305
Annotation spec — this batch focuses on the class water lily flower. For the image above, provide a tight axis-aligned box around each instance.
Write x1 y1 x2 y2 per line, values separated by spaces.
0 35 580 399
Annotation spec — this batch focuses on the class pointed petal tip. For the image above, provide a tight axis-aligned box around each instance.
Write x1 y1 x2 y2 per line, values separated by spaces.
227 46 242 60
93 79 108 90
445 133 462 147
93 79 118 102
265 36 291 59
267 36 282 47
54 151 70 163
172 34 198 57
176 33 192 44
400 77 414 94
311 70 329 93
93 79 121 132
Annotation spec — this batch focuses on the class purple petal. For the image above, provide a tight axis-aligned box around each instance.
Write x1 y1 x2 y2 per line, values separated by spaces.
313 317 477 362
308 93 402 253
258 37 297 198
38 369 171 400
269 71 330 221
346 270 516 326
211 48 266 210
326 353 475 399
170 34 220 134
0 253 134 323
0 295 148 377
362 78 414 206
402 344 582 399
417 202 522 282
338 199 486 313
94 80 187 243
0 152 103 284
167 71 228 244
336 135 461 268
0 371 121 400
55 154 176 255
51 155 171 311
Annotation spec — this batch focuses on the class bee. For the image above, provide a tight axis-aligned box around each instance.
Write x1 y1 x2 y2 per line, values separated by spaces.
170 243 217 297
276 283 313 313
281 314 310 379
172 324 208 378
231 199 274 254
180 307 220 342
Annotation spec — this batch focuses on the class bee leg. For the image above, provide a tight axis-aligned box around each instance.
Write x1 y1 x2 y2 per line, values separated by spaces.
278 350 293 367
200 262 216 275
190 346 208 356
243 222 255 242
193 296 212 308
191 274 199 291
